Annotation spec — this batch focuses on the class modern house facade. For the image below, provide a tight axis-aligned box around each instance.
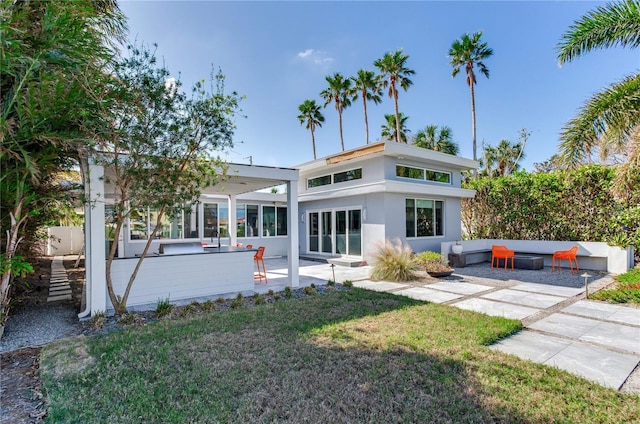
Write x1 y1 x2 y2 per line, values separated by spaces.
82 142 477 315
295 142 477 264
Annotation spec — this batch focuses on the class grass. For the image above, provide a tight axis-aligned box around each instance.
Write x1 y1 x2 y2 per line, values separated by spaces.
40 289 640 423
591 267 640 304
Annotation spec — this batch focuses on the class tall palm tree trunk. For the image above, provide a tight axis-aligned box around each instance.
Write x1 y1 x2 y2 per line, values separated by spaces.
338 109 345 151
311 128 317 159
393 86 401 143
470 83 477 161
363 97 370 144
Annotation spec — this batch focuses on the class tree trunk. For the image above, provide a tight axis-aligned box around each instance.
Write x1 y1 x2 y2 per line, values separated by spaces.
1 197 28 331
470 82 477 161
393 85 401 143
338 108 345 151
311 127 317 159
363 95 369 144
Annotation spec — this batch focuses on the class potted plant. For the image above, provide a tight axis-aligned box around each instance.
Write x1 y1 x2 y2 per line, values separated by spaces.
415 250 454 278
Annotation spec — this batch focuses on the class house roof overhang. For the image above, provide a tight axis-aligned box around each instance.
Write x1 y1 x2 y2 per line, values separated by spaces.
295 141 479 173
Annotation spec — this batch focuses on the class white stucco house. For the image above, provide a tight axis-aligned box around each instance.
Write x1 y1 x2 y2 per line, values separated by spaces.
82 142 478 316
295 142 477 264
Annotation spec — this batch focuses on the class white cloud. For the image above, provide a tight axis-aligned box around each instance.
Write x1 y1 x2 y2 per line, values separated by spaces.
296 48 334 66
297 49 314 59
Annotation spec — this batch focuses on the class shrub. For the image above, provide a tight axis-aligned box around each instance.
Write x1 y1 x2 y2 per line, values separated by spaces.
343 280 353 288
304 286 317 296
117 312 139 326
370 239 419 282
267 289 274 296
180 304 197 316
274 294 281 301
154 298 174 319
284 286 292 299
230 293 244 309
254 295 266 305
216 297 226 304
415 251 451 272
591 268 640 304
202 300 216 311
88 311 106 331
327 280 335 287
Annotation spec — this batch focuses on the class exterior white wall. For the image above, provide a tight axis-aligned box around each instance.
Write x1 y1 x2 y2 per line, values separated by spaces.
46 226 84 256
108 251 255 310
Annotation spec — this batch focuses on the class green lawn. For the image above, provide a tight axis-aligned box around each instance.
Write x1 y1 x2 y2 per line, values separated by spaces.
41 289 640 423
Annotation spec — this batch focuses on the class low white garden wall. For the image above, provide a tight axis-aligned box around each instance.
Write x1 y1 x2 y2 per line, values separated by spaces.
440 239 634 274
109 250 255 311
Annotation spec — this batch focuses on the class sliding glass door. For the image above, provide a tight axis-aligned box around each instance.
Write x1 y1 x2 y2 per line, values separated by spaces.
307 208 361 256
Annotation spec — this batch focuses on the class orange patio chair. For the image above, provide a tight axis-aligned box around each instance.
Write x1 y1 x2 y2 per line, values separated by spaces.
552 246 579 274
491 245 515 271
254 246 267 283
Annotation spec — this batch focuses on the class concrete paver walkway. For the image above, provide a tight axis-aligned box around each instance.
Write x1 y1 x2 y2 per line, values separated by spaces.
334 262 639 392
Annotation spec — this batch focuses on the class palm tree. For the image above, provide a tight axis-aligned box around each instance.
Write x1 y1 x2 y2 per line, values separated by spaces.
374 50 415 143
413 125 460 155
557 0 640 194
350 69 383 144
320 73 352 151
297 99 325 160
448 32 493 161
381 113 409 143
480 139 525 177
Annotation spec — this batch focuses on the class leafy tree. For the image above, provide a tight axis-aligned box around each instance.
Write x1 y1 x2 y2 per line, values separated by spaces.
374 50 415 143
381 113 409 143
480 139 526 177
350 69 383 144
297 99 324 159
556 0 640 196
534 154 563 173
95 45 242 314
0 0 126 332
412 125 459 155
448 32 493 161
320 73 352 151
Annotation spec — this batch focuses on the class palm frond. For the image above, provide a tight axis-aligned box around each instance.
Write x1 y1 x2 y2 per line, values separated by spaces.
558 73 640 167
557 0 640 64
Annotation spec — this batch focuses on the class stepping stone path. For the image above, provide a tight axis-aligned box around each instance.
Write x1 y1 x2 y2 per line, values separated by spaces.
47 256 72 302
354 275 640 391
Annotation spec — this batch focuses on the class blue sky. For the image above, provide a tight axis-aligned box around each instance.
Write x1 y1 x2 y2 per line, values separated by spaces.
120 1 637 170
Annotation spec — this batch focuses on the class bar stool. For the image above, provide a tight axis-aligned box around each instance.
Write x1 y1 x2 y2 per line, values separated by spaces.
254 246 267 283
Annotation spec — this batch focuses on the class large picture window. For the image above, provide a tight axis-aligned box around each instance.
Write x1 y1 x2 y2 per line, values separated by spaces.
263 206 287 237
405 198 444 238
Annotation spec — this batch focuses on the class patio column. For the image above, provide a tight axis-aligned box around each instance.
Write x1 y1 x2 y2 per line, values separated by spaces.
228 194 237 247
87 159 107 316
287 180 299 287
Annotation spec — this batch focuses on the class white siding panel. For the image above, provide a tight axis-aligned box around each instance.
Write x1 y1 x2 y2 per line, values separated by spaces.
109 251 255 308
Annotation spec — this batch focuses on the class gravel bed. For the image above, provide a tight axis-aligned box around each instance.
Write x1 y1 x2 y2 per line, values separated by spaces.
0 302 83 353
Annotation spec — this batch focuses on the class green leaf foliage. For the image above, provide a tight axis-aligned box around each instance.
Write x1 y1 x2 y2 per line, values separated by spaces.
462 165 639 252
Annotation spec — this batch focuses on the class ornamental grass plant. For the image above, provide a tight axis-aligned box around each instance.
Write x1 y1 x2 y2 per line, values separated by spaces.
370 238 419 282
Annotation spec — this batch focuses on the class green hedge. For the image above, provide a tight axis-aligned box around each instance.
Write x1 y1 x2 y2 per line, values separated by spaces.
462 165 639 253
